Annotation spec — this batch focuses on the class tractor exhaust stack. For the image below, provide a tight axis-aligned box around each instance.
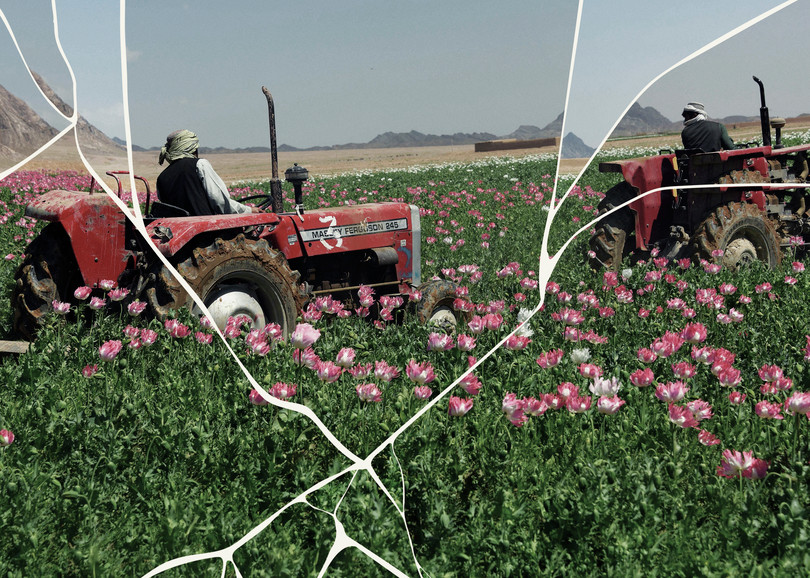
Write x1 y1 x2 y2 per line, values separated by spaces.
753 76 771 148
262 86 284 213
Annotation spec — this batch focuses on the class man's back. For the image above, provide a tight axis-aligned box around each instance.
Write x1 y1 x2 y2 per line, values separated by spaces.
156 157 215 216
681 119 733 152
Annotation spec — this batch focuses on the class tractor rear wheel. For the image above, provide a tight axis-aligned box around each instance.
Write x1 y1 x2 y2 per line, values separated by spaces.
692 202 781 270
12 224 82 340
588 182 636 270
415 278 470 332
145 235 308 334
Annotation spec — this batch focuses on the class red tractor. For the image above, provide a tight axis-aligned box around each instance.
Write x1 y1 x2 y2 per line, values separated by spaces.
12 88 461 339
589 77 810 271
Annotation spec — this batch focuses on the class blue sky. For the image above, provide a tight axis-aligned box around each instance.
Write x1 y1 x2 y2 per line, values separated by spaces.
0 1 805 152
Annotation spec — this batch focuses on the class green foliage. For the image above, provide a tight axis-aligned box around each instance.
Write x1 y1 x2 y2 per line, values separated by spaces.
1 153 810 575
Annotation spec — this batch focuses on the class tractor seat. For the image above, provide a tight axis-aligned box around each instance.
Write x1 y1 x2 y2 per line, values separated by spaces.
148 202 190 218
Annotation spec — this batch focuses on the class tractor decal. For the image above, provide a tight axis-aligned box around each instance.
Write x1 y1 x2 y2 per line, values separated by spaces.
299 218 408 245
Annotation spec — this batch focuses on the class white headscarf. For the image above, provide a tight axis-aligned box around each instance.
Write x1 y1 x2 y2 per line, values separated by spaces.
159 129 199 165
682 102 708 126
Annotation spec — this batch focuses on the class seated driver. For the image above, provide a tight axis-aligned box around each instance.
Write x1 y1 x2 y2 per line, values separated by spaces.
156 129 260 216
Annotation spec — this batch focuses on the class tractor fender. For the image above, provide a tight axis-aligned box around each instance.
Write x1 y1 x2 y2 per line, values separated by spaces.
144 212 306 260
24 190 131 287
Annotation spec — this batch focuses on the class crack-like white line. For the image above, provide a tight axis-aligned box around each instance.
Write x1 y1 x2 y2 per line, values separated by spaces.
1 1 800 576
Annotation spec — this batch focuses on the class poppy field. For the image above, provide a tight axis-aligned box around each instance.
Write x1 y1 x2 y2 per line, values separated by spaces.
1 144 810 576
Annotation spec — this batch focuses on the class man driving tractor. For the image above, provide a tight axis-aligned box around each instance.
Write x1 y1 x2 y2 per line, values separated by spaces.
681 102 734 152
156 129 261 216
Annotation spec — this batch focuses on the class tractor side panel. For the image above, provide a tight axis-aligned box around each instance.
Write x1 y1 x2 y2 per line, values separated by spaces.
24 190 131 287
286 203 417 283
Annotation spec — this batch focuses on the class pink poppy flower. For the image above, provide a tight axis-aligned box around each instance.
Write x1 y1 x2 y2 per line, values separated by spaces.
651 331 684 358
545 281 560 294
655 381 689 403
249 388 270 405
269 382 297 400
559 308 585 326
448 396 474 416
357 285 375 308
315 360 343 383
563 327 583 342
698 429 721 446
99 340 123 361
0 429 14 447
52 300 70 315
127 300 146 316
356 383 382 403
558 382 579 399
755 400 784 420
672 361 697 379
82 364 98 378
169 322 190 339
598 306 615 318
668 404 699 428
716 449 755 478
758 364 783 382
793 261 805 273
536 349 564 369
140 329 158 346
195 331 213 345
74 286 92 300
335 347 356 368
504 334 531 350
467 316 485 334
786 392 810 415
566 394 592 413
686 399 713 421
483 313 503 330
637 348 657 364
293 347 320 370
413 385 433 400
427 332 454 351
716 366 742 388
502 392 524 413
348 362 373 379
728 391 747 405
290 323 321 349
374 360 400 382
455 334 476 352
459 373 482 396
718 283 737 295
681 323 707 344
99 279 116 291
522 396 548 416
123 325 140 338
597 395 625 415
406 360 436 385
590 376 621 397
109 288 129 302
742 458 769 480
578 363 602 380
630 368 655 387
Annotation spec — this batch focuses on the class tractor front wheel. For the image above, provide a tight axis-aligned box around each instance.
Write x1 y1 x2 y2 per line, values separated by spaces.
415 278 470 332
145 235 308 334
692 202 781 270
12 224 82 339
588 182 637 270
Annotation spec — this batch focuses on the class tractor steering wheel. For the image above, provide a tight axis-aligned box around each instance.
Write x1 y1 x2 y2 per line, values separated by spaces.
238 194 275 211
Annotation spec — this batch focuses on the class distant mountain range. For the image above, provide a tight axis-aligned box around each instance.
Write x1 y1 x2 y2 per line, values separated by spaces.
0 78 785 159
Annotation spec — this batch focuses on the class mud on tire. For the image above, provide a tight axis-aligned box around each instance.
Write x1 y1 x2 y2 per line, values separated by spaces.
588 182 637 270
145 234 308 334
12 224 82 340
692 202 781 270
415 278 471 331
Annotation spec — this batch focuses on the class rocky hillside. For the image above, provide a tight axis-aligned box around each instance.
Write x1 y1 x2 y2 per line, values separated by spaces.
0 74 121 158
0 83 58 156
